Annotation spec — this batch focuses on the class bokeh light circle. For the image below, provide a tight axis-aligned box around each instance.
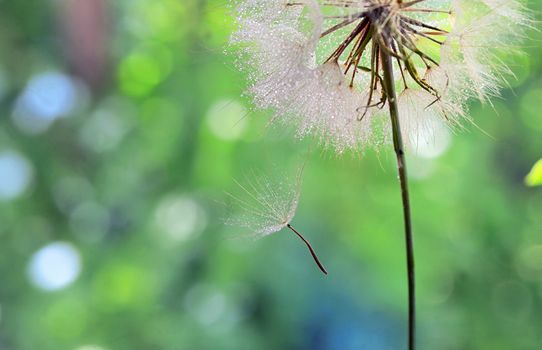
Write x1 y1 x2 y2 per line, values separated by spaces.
27 242 82 291
0 150 33 201
206 99 248 141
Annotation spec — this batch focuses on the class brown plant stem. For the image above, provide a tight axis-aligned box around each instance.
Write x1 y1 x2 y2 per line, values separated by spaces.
381 47 416 350
287 224 328 275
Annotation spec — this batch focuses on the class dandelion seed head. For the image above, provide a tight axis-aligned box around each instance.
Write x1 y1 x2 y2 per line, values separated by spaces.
231 0 530 152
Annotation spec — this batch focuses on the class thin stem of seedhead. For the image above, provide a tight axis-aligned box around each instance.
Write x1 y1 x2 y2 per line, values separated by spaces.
381 47 416 350
287 223 328 275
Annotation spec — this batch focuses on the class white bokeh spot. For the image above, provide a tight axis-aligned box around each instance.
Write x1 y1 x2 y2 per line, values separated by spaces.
410 119 452 159
27 242 82 291
12 71 82 134
154 195 207 242
0 150 33 201
206 99 248 141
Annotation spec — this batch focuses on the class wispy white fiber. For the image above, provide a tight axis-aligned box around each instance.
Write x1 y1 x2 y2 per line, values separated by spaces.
231 0 530 152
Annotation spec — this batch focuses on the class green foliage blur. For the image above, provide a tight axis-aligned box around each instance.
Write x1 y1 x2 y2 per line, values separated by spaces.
0 1 541 349
526 159 542 186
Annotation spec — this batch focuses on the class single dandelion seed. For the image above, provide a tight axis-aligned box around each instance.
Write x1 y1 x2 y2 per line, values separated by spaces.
226 168 328 275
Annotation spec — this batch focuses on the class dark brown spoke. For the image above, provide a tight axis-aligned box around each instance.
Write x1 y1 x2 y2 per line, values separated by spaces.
325 18 369 63
321 12 366 38
287 224 328 275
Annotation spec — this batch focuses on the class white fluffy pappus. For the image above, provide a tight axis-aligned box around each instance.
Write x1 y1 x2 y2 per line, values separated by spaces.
231 0 530 152
224 168 302 237
224 166 328 274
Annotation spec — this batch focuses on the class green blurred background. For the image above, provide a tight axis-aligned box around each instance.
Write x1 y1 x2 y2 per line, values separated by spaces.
0 1 541 349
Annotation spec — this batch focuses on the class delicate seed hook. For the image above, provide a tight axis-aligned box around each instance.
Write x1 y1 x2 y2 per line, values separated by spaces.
287 223 328 275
